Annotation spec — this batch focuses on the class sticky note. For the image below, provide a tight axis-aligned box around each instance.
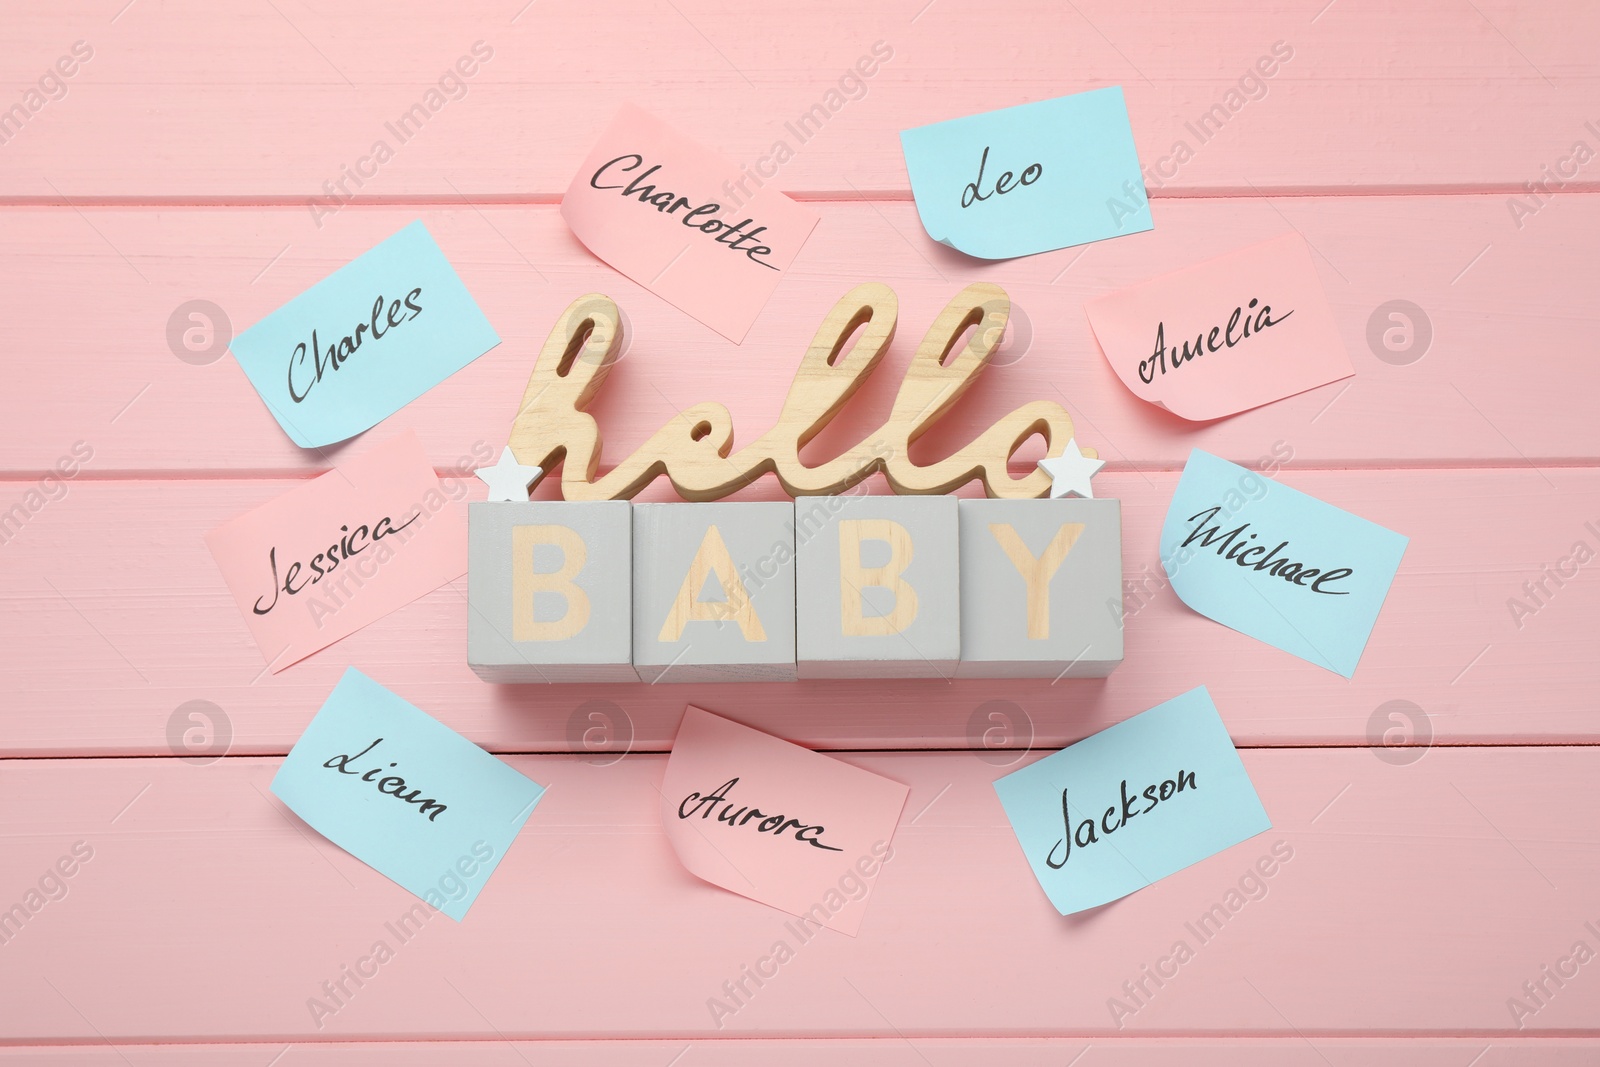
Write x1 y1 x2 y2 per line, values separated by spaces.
1160 450 1408 676
660 707 908 935
899 87 1151 260
561 103 820 342
271 668 545 920
994 686 1270 915
1085 233 1353 421
205 431 468 672
230 221 500 448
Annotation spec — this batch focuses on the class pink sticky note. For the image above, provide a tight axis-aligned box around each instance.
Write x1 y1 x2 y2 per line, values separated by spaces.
1084 233 1353 421
205 432 467 671
661 707 908 936
561 103 820 342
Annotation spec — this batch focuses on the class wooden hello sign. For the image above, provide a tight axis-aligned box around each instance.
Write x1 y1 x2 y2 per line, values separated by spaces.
506 282 1083 500
468 283 1124 684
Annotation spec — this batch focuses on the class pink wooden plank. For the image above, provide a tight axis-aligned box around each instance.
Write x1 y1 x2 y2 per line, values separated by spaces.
0 0 1590 1060
2 467 1594 757
1 748 1596 1041
2 1 1595 197
1 197 1594 475
4 1039 1600 1065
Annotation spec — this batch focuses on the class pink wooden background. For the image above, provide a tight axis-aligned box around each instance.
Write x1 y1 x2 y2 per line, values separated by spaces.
3 0 1598 1060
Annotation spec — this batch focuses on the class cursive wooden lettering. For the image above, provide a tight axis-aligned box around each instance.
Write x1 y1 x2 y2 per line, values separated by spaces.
506 284 1095 501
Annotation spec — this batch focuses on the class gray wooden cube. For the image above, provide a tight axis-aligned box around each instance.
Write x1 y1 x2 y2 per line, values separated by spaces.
467 501 638 683
955 497 1123 678
795 494 960 679
632 503 797 683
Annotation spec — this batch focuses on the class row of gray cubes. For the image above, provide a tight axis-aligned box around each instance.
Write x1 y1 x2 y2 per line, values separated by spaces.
468 495 1123 682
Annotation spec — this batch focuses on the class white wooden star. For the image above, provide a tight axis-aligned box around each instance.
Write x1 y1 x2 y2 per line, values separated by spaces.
475 446 543 502
1037 438 1106 499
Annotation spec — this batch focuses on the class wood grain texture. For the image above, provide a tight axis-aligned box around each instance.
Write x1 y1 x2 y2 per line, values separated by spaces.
6 1040 1600 1065
502 281 1085 501
1 1 1595 197
1 748 1596 1042
0 197 1592 476
2 468 1594 755
6 0 1598 1053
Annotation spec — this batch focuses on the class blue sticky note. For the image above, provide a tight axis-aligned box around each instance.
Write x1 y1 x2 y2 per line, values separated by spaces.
899 87 1152 260
270 668 545 920
1161 450 1408 677
230 221 500 448
993 687 1270 915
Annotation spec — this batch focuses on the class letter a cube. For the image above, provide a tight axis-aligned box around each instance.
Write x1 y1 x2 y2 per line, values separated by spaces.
632 502 797 682
467 501 636 682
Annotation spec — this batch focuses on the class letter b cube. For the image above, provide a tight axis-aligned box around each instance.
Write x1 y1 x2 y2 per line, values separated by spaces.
796 495 960 678
467 501 636 682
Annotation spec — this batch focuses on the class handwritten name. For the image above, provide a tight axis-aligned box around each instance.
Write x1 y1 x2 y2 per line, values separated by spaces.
252 513 420 615
1139 298 1293 384
1181 506 1352 594
288 290 426 403
962 146 1043 207
590 154 778 269
323 738 447 821
678 777 843 851
1046 771 1197 868
505 283 1084 501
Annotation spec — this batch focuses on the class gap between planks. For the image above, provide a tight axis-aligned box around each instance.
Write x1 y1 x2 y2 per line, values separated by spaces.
7 742 1600 763
3 458 1600 483
0 1027 1597 1046
0 187 1598 210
